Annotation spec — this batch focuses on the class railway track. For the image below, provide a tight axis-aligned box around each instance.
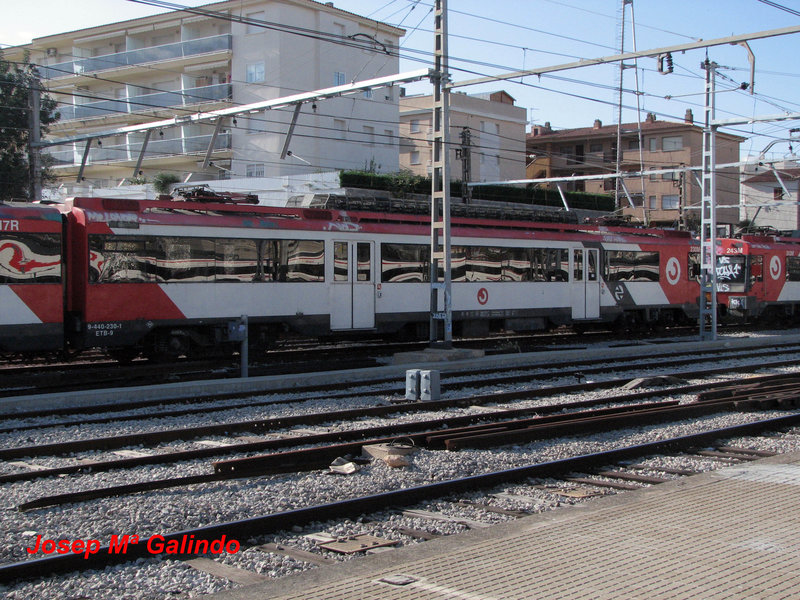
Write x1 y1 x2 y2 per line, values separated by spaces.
3 336 798 425
0 327 698 399
1 414 798 584
3 334 800 598
11 374 799 511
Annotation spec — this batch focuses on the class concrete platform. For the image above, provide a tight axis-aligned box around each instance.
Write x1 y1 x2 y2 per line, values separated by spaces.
211 451 800 600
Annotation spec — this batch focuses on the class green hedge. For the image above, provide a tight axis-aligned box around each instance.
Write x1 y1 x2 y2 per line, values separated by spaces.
339 171 614 212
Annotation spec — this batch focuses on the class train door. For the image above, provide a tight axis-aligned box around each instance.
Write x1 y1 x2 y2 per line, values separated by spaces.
571 248 600 319
330 241 375 330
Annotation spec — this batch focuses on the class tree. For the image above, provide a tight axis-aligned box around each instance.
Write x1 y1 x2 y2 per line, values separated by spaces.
0 51 59 201
153 172 180 195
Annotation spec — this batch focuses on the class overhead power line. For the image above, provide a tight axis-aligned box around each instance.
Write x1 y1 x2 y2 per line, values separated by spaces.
755 0 800 18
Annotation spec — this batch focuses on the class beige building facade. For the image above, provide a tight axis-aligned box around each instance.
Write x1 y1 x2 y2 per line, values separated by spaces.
399 90 527 184
527 112 744 228
6 0 404 194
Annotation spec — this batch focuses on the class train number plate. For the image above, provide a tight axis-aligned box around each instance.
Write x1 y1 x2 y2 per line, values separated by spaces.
86 322 124 337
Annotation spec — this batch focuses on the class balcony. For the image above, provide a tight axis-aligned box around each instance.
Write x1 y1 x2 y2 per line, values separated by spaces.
57 84 232 121
44 133 231 167
39 34 232 79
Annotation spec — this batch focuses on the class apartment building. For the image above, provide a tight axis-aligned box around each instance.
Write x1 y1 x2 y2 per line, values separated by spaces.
527 112 744 227
6 0 404 192
399 90 527 183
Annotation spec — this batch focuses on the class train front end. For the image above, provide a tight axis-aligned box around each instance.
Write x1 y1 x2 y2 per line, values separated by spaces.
0 202 65 354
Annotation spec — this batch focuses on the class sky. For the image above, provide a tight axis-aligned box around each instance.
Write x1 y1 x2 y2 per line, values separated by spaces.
2 0 800 161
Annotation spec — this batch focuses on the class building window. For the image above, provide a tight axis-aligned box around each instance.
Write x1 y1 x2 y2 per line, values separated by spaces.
246 11 266 34
363 125 374 145
649 138 658 152
333 118 347 140
363 88 373 99
589 143 603 153
662 167 679 181
410 150 421 165
662 194 679 210
662 135 683 151
628 139 640 150
410 119 421 133
246 62 265 83
649 195 658 209
333 71 346 86
246 163 264 178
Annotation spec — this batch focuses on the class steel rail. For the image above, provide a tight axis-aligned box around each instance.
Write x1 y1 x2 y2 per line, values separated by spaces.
19 377 800 510
17 399 684 510
3 414 800 584
4 368 800 490
3 337 798 422
4 354 800 461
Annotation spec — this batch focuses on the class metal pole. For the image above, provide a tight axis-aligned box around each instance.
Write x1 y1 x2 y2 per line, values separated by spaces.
614 0 630 212
699 60 718 341
240 315 248 378
460 127 472 204
28 86 42 201
429 0 453 348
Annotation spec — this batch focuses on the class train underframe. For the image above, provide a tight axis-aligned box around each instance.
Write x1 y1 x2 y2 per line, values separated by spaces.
77 303 702 362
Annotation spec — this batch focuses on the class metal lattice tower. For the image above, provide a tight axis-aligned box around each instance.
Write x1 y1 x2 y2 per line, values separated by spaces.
699 59 718 340
429 0 453 347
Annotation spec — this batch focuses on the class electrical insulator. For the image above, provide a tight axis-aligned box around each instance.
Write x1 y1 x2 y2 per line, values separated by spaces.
658 53 674 75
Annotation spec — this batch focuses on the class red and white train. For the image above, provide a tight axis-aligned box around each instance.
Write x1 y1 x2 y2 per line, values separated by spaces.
2 195 800 360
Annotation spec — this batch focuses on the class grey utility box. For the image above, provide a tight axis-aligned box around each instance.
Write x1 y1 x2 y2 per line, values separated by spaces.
420 370 440 401
405 369 421 401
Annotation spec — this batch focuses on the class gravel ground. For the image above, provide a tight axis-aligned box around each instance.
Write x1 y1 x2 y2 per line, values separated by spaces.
2 334 800 599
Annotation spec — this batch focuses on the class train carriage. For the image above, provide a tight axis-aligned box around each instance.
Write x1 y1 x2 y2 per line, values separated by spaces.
716 234 800 321
63 196 702 360
0 202 65 353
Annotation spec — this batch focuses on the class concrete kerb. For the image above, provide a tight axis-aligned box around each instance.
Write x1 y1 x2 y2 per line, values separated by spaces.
1 334 797 415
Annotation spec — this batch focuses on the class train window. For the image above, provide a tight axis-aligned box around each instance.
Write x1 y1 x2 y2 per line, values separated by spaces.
89 235 323 284
716 255 746 286
356 243 371 282
380 243 429 283
280 240 324 282
750 255 763 284
529 248 568 282
334 242 348 282
0 233 61 284
149 237 214 282
689 252 701 280
89 235 151 283
587 250 598 281
605 251 660 282
467 247 502 282
502 248 530 281
215 238 258 282
573 249 583 281
450 246 466 282
786 256 800 282
381 244 570 284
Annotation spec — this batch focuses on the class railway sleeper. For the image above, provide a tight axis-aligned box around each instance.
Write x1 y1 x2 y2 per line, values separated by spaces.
5 415 800 583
